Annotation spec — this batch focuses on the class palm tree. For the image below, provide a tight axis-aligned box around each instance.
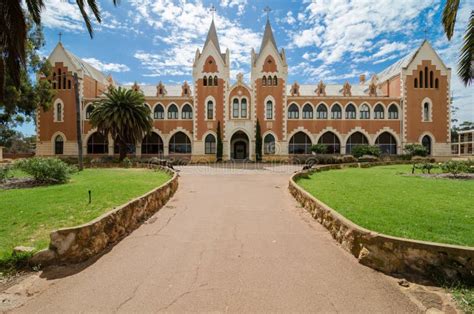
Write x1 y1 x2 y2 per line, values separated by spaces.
442 1 473 86
0 0 118 101
90 87 152 161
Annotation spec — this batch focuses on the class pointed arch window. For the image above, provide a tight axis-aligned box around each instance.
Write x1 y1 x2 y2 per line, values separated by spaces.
331 104 342 119
154 104 164 119
318 132 340 154
208 76 213 86
55 102 63 122
214 76 218 86
207 100 214 120
167 104 178 119
288 103 299 119
181 104 193 119
241 98 247 118
345 103 356 119
289 132 312 154
262 76 267 86
374 104 384 119
422 135 432 155
430 71 434 88
435 78 439 89
142 132 163 154
346 132 369 155
204 134 216 154
375 132 397 155
359 104 370 119
87 132 108 154
54 135 64 155
264 134 276 154
57 69 62 89
273 76 277 86
203 76 207 86
232 98 239 118
414 78 418 88
423 102 431 122
267 76 273 86
316 104 328 119
419 71 423 88
169 132 191 154
424 66 428 88
266 100 273 120
302 104 313 119
388 104 399 119
85 104 94 120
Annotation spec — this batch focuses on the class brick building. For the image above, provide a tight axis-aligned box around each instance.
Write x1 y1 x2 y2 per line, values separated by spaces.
36 18 452 160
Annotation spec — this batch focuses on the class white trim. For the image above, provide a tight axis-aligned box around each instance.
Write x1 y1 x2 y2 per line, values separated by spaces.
204 95 217 121
344 127 371 145
418 132 436 144
287 127 314 144
373 127 401 146
264 95 276 121
53 98 64 122
421 97 433 122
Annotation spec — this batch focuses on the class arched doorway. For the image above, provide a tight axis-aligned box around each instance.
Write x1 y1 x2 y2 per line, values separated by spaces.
230 131 249 160
422 135 432 155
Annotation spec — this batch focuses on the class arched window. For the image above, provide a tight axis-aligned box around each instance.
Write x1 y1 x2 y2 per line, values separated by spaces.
267 76 273 86
288 103 299 119
331 104 342 119
266 100 273 119
359 104 370 119
181 104 193 119
68 79 71 89
169 132 191 154
419 71 423 88
422 135 432 155
374 104 384 119
154 104 164 119
214 76 218 86
54 135 64 155
52 72 57 89
203 76 207 86
262 76 267 86
85 104 94 119
430 71 433 88
424 66 428 88
414 78 418 88
232 98 239 118
207 100 214 120
204 134 216 154
57 69 62 89
289 132 312 154
423 102 431 122
273 76 277 86
241 98 247 118
142 132 163 154
167 104 178 119
375 132 397 155
316 104 328 119
302 104 313 119
345 103 356 119
318 132 340 154
264 134 276 154
208 76 213 86
388 105 399 119
346 132 369 155
435 78 439 89
55 102 63 122
87 132 108 154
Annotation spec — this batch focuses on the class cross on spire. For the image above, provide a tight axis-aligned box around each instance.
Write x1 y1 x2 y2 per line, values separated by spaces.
210 4 216 20
58 32 62 43
423 27 428 39
263 6 271 21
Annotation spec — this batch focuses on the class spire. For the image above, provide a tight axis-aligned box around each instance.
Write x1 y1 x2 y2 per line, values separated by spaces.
204 19 221 53
259 16 277 52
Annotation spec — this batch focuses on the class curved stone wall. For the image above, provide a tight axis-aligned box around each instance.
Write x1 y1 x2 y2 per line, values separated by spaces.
289 165 474 283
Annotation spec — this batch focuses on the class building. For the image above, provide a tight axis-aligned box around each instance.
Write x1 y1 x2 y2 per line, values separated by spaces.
36 18 452 161
452 129 474 156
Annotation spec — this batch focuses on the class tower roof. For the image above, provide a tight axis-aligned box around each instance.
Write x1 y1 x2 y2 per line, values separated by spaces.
204 20 221 53
259 18 278 52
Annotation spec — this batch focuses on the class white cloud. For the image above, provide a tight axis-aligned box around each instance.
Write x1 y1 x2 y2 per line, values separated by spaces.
40 0 86 31
82 58 130 73
373 42 408 58
220 0 247 16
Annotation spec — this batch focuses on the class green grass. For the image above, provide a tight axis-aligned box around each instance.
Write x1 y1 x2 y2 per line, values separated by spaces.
296 165 474 246
0 168 171 259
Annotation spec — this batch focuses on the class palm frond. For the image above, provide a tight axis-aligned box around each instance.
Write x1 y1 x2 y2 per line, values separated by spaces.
458 10 474 86
442 0 460 40
24 0 44 24
75 0 94 38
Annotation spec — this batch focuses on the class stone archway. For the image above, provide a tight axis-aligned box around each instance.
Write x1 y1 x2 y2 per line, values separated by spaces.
230 131 249 160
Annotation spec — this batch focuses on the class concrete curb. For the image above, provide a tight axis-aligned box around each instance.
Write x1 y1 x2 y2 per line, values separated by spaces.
30 166 178 266
289 163 474 283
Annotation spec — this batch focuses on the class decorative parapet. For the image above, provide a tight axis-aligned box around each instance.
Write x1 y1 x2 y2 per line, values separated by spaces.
289 164 474 283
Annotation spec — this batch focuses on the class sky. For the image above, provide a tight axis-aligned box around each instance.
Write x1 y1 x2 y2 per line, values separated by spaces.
19 0 473 135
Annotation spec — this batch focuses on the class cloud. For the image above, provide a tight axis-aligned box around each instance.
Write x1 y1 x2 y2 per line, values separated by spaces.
82 58 130 72
40 0 86 31
220 0 248 16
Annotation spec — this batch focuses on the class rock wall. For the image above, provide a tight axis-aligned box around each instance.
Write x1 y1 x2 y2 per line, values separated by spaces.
289 164 474 284
31 167 178 265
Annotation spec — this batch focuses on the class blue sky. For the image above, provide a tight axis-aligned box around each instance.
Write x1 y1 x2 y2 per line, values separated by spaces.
19 0 473 134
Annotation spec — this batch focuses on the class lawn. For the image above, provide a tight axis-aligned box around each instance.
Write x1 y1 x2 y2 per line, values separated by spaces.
0 168 171 259
296 165 474 247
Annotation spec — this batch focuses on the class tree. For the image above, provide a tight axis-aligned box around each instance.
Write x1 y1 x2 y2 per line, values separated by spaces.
0 0 118 101
90 87 152 161
216 121 223 161
255 119 262 161
442 1 473 86
0 16 55 127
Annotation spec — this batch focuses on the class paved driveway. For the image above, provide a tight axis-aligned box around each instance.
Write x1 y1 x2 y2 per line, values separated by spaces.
3 165 423 313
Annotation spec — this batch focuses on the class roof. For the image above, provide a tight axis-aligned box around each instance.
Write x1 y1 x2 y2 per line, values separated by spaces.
287 84 381 97
259 19 278 52
58 43 108 84
204 20 221 53
120 84 191 97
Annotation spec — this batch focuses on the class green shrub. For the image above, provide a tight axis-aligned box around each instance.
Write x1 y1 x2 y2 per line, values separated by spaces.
310 144 328 154
358 155 379 162
351 145 381 158
122 157 132 168
0 164 12 183
15 157 77 184
404 144 428 157
441 160 468 177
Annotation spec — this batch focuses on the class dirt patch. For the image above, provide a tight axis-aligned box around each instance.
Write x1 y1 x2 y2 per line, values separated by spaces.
404 173 474 180
0 178 51 190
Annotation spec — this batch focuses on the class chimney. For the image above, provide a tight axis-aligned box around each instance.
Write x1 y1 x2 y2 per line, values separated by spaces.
359 74 366 84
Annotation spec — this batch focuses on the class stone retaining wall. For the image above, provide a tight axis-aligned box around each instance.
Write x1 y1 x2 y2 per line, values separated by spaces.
289 164 474 283
31 167 178 265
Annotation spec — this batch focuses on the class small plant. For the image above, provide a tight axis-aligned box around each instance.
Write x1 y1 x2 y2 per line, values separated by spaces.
122 157 132 168
441 160 468 177
404 144 428 157
310 144 328 154
15 157 77 184
0 164 12 183
351 145 381 158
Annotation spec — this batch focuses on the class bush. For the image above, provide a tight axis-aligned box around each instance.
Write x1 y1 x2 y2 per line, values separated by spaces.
0 164 12 183
122 157 132 168
441 160 468 177
358 155 379 162
351 145 381 158
310 144 328 154
404 144 428 157
15 157 77 183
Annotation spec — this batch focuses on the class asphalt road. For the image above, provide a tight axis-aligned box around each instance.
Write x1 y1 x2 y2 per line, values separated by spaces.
4 165 422 313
